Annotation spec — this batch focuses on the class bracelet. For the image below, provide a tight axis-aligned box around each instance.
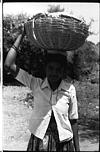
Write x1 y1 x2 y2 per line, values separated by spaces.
12 45 19 52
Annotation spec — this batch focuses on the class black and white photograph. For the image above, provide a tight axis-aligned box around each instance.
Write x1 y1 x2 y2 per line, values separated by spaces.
2 2 99 151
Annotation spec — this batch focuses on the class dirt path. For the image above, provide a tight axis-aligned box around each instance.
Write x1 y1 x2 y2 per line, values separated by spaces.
2 86 99 151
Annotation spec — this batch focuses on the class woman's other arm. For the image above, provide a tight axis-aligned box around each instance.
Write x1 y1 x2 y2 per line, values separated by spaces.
69 85 80 151
70 119 80 151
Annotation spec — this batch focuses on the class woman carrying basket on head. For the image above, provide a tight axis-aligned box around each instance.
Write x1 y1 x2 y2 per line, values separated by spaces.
4 18 80 152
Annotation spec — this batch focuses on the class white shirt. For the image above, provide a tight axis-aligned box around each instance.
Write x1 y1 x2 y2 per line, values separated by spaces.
16 69 78 142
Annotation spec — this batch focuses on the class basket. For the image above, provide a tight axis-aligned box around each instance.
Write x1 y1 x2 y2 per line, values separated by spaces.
25 13 89 51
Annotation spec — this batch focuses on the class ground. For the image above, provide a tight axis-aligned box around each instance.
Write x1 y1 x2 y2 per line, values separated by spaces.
2 85 99 151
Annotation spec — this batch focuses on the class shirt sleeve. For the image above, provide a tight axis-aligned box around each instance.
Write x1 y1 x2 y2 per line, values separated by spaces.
15 68 39 91
68 84 78 120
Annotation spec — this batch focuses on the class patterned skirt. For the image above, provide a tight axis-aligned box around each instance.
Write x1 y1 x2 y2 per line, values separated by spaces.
27 112 75 151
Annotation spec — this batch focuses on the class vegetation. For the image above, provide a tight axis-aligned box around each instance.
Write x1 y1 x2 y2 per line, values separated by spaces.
47 4 65 13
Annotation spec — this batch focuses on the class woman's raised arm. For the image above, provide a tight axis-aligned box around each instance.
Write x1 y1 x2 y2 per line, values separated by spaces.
4 27 25 77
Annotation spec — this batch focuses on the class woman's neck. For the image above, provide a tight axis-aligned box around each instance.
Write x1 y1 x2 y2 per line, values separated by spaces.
48 79 62 91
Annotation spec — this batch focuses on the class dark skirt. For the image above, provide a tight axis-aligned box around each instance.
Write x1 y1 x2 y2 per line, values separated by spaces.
27 112 75 151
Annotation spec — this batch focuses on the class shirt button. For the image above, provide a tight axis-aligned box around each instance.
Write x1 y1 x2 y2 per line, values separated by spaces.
52 95 56 105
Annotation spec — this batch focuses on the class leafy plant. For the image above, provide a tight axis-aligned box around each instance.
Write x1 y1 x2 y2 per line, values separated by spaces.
47 4 65 13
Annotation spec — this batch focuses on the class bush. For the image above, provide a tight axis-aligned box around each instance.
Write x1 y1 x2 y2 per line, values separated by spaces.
72 41 99 81
73 81 99 120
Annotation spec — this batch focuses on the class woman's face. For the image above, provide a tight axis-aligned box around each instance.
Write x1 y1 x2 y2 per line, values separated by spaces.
46 61 64 83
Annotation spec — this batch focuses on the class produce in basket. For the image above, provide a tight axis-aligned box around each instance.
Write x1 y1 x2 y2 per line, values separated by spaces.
25 13 89 51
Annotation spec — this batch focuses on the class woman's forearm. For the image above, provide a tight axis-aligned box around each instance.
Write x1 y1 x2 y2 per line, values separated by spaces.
4 34 24 73
13 34 24 48
70 119 80 151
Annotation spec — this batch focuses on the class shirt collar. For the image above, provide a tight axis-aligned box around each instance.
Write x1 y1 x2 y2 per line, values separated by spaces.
41 78 70 91
58 79 70 91
41 78 50 89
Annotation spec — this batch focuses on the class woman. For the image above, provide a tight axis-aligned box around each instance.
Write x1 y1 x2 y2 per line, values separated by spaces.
4 29 80 151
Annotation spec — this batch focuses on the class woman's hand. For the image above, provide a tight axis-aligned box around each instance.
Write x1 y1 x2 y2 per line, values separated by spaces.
13 22 26 49
18 22 26 36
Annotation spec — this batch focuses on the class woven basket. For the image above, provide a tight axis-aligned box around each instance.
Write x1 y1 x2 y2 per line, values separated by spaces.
25 13 89 51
